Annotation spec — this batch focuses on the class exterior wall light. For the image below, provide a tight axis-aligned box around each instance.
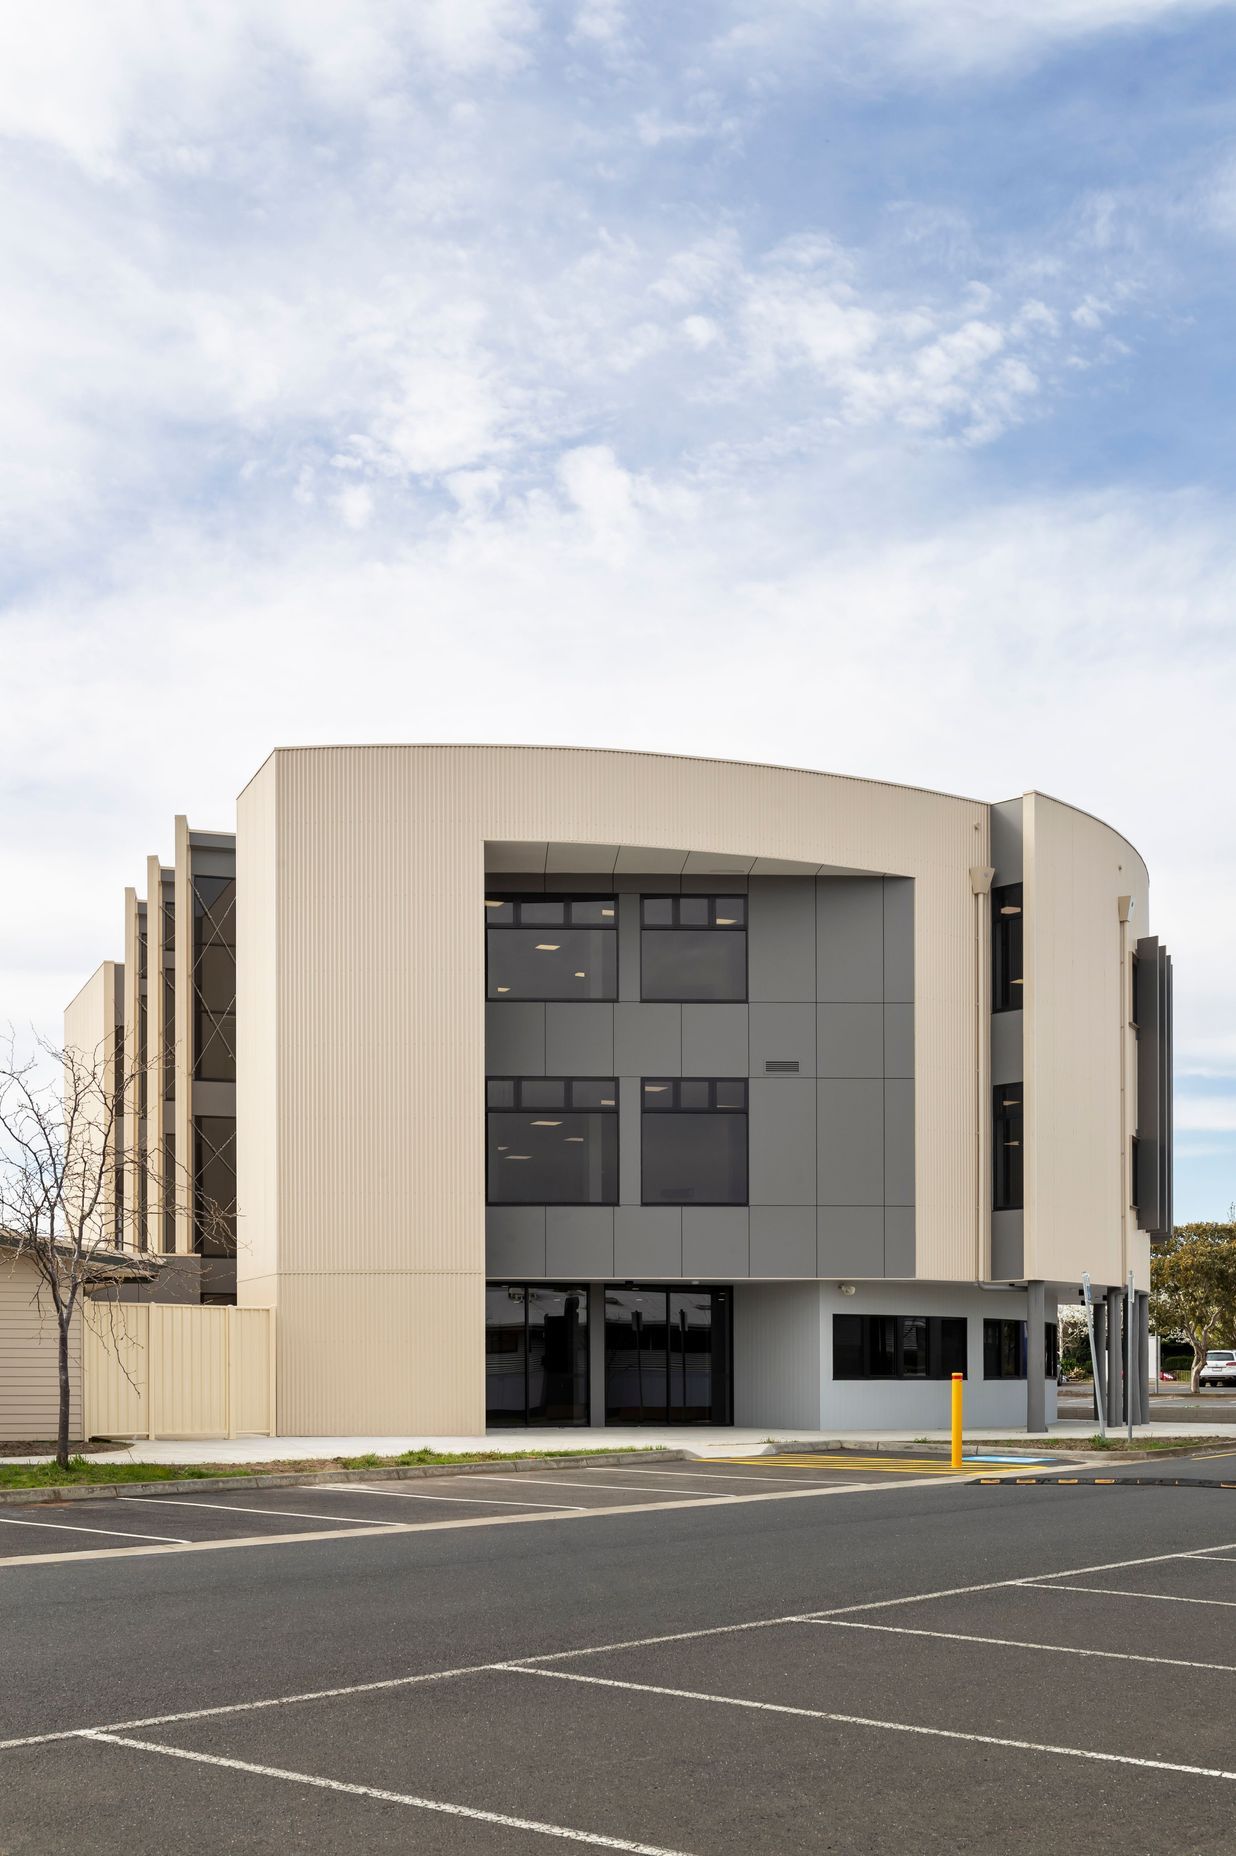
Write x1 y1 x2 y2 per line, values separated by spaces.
839 1283 857 1296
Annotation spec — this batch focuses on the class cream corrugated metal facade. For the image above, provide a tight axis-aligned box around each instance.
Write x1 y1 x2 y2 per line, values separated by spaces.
64 744 1169 1438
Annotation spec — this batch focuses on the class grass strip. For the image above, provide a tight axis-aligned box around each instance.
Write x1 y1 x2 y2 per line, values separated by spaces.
0 1445 666 1491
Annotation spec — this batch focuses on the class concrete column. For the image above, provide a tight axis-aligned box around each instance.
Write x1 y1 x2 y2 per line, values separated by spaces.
1136 1291 1151 1425
1106 1286 1123 1427
588 1282 607 1428
1026 1280 1046 1433
1092 1299 1107 1422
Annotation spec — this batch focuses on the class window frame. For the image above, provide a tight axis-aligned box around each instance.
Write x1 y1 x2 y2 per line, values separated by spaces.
992 882 1024 1014
640 1077 749 1207
486 1077 619 1207
993 1082 1024 1211
639 894 748 1004
485 1282 591 1428
485 893 618 1002
832 1313 967 1381
983 1317 1029 1380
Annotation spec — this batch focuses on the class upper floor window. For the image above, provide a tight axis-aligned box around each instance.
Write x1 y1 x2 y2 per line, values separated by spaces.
486 896 617 1002
641 1077 748 1205
487 1077 618 1205
992 883 1023 1012
193 875 236 1083
993 1083 1024 1210
640 895 747 1003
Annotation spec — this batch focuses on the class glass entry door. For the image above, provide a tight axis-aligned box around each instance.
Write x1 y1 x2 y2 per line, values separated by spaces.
605 1286 731 1425
486 1284 589 1426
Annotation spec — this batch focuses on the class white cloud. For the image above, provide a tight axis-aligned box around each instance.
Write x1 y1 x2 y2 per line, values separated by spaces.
1176 1098 1236 1133
0 1 536 176
713 0 1235 82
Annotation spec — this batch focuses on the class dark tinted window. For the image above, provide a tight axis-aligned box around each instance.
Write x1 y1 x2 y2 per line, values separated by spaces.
984 1318 1028 1379
641 1078 748 1206
487 896 617 1001
992 883 1023 1012
1045 1323 1059 1378
194 1116 236 1257
833 1314 967 1379
993 1083 1024 1210
641 895 746 1002
487 1079 618 1205
193 874 236 1083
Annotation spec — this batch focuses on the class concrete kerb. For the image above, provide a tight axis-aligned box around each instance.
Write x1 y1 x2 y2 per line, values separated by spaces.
0 1450 691 1509
758 1439 1224 1469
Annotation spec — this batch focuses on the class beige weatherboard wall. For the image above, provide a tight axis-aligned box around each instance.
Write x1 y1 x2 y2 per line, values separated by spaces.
0 1253 82 1443
238 745 994 1435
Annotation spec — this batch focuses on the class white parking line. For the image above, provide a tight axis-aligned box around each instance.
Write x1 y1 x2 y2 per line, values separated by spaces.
473 1468 838 1490
84 1732 693 1855
448 1475 736 1498
328 1484 588 1511
6 1535 1236 1753
808 1618 1236 1673
120 1497 404 1528
0 1513 190 1546
1021 1582 1236 1608
501 1666 1236 1782
0 1470 968 1572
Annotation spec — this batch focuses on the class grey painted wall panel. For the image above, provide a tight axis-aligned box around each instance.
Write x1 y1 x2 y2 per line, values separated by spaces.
990 1008 1023 1087
884 1078 915 1206
682 1004 748 1076
546 1207 614 1277
545 1003 615 1077
682 1207 750 1278
614 1207 682 1275
486 1002 545 1076
485 1207 546 1276
749 1078 817 1205
749 1003 815 1077
618 1075 642 1205
615 1003 681 1077
750 1205 816 1276
990 797 1024 887
816 878 884 1002
817 1206 884 1276
817 1079 884 1204
883 1206 916 1277
618 891 641 1001
733 1283 822 1428
883 878 914 1003
883 1003 914 1079
748 878 816 1002
991 1209 1024 1280
817 1003 883 1078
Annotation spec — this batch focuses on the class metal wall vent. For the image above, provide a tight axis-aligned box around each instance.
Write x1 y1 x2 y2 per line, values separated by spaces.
764 1059 799 1073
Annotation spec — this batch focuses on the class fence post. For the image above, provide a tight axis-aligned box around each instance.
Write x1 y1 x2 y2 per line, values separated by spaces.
267 1309 277 1437
226 1306 237 1441
147 1306 159 1443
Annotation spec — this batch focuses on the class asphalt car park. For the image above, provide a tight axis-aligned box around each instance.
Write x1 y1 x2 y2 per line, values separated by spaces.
3 1455 1236 1853
0 1453 1020 1564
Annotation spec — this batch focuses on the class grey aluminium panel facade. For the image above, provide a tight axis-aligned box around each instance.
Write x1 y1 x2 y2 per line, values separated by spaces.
485 868 916 1285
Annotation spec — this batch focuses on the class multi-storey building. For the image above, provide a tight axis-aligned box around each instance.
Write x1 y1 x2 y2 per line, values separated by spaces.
65 822 237 1303
64 746 1172 1434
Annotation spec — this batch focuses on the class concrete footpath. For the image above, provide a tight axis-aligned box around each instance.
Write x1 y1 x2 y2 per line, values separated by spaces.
9 1417 1236 1467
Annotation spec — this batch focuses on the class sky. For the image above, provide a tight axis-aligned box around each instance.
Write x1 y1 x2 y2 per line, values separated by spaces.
1 0 1234 1218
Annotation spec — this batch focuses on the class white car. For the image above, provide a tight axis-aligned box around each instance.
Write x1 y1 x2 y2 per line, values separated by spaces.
1199 1350 1236 1388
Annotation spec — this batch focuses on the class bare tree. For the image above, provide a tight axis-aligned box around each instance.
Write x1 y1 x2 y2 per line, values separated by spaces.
0 1031 232 1468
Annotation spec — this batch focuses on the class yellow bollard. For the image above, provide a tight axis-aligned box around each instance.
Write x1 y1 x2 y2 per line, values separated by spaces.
951 1372 964 1469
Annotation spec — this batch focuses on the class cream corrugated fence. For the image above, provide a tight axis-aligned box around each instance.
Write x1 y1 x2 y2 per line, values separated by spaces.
83 1302 275 1440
